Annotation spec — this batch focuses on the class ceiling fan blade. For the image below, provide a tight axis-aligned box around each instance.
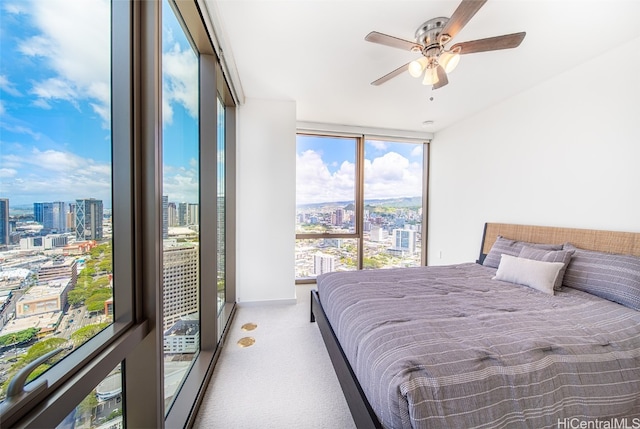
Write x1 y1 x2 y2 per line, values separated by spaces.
365 31 420 52
451 32 526 54
440 0 488 41
371 62 411 86
433 65 449 89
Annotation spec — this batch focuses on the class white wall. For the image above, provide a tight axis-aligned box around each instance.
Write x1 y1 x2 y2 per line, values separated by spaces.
428 36 640 265
236 98 297 303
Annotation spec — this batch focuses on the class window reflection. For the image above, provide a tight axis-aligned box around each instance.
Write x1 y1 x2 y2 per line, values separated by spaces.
56 364 122 429
217 98 226 314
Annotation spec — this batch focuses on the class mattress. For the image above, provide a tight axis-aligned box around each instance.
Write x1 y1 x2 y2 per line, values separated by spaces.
316 263 640 429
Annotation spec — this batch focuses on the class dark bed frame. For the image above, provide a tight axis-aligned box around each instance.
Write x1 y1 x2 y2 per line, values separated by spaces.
309 222 640 428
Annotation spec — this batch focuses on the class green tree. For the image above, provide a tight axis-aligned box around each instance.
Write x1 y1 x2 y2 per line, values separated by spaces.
71 323 110 345
0 328 39 346
98 259 112 272
77 391 98 420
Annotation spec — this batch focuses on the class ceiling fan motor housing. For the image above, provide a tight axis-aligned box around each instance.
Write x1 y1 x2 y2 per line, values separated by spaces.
415 17 449 59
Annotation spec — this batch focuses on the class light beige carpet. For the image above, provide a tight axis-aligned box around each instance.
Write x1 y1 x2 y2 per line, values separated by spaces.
193 284 356 429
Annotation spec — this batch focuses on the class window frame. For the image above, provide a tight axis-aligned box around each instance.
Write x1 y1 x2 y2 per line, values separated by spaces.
3 1 238 427
295 131 430 283
2 0 142 426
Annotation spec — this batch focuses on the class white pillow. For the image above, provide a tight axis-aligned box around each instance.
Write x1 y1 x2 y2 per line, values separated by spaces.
493 254 565 295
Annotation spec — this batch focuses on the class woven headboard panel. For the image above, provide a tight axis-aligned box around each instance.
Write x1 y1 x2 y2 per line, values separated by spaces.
480 223 640 260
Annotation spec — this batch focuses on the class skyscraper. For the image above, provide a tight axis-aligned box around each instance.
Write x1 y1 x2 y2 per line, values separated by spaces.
314 253 335 275
75 198 104 240
163 244 199 331
178 202 187 226
0 198 9 245
168 202 177 227
391 229 416 254
34 202 66 232
162 195 169 239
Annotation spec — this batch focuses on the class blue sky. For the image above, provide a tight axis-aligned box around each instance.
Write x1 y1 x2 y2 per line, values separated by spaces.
0 0 199 210
296 135 424 205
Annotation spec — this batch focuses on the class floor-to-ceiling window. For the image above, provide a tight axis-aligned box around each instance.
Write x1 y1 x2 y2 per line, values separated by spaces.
161 0 200 412
217 97 226 315
295 133 428 281
363 139 424 269
295 135 360 278
0 1 236 427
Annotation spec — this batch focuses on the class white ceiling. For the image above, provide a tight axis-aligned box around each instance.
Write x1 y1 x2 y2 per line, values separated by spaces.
204 0 640 133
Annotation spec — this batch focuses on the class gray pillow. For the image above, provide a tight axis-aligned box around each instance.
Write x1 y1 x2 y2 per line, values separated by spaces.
563 244 640 311
482 235 563 269
519 246 574 290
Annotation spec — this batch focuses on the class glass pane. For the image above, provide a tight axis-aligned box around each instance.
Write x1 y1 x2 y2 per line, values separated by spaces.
56 364 122 429
296 135 357 234
217 98 225 314
161 0 200 413
363 140 423 269
295 239 358 279
0 0 112 402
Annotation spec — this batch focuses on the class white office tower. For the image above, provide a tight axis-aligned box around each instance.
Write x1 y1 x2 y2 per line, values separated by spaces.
391 229 416 254
163 244 199 331
370 225 388 242
314 253 335 276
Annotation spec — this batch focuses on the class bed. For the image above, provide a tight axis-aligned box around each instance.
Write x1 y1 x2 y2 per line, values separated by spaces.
310 223 640 429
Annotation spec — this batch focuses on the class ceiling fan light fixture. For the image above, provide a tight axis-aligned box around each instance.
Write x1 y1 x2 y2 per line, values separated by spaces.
439 48 461 73
422 66 439 85
408 60 424 78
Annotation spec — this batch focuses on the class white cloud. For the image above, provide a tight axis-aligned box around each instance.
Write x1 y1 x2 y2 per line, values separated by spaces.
0 168 18 178
0 147 112 205
368 140 388 151
162 165 199 203
296 149 422 205
411 145 423 158
0 75 22 97
16 0 111 124
296 150 355 205
162 42 199 124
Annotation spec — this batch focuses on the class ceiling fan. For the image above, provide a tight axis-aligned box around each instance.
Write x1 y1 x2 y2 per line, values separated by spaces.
365 0 526 89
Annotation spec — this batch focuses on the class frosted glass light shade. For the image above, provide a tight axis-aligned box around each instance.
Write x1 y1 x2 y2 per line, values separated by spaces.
408 60 424 78
439 50 460 73
422 66 439 85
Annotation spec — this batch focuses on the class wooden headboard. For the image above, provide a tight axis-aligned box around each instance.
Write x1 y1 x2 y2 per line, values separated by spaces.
480 223 640 261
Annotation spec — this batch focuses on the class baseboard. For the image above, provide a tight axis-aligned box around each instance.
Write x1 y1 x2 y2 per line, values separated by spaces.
237 298 297 307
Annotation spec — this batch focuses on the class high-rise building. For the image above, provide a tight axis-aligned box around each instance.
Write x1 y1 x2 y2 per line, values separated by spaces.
178 202 187 226
0 198 9 245
314 253 335 276
390 229 416 255
167 202 177 227
67 203 76 231
188 203 199 226
75 198 104 241
35 202 67 232
163 244 199 332
34 202 49 225
334 208 344 226
178 202 199 226
162 195 169 239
